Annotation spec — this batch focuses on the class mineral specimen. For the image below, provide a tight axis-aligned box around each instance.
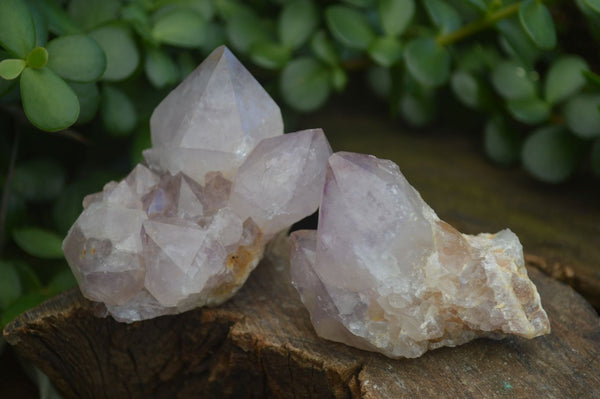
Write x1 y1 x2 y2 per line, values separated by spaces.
63 46 332 322
290 152 550 359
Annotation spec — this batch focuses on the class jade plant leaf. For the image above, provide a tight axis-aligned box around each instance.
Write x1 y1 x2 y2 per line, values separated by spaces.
280 57 331 111
20 67 80 131
68 0 120 31
46 34 106 82
521 126 582 183
491 60 536 100
378 0 414 36
326 5 375 50
424 0 461 34
152 9 206 48
405 37 450 87
544 56 589 105
0 0 36 58
90 24 139 81
226 11 270 53
145 47 179 88
12 227 64 259
563 93 600 139
368 36 403 67
278 0 318 49
311 31 339 66
101 85 137 136
507 96 550 125
249 42 291 70
518 0 556 50
0 59 26 80
484 118 520 166
69 82 100 124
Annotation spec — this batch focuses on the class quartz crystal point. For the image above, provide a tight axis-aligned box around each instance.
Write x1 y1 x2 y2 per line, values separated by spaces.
290 152 550 359
63 46 332 322
143 45 283 183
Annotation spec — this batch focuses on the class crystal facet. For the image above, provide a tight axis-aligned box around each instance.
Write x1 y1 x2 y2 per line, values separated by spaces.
63 46 332 322
290 152 550 359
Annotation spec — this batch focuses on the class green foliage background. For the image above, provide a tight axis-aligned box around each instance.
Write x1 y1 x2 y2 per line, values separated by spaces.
1 0 600 326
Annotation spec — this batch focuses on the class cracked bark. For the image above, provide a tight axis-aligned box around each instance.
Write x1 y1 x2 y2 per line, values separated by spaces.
3 236 600 398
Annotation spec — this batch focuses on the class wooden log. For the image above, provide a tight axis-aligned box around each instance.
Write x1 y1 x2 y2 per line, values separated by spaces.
3 235 600 398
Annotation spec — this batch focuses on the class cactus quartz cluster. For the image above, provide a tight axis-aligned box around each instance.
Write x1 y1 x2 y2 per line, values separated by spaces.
63 46 331 322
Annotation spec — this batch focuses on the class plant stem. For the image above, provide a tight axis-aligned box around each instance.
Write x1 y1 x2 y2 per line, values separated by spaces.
0 121 21 256
436 3 521 46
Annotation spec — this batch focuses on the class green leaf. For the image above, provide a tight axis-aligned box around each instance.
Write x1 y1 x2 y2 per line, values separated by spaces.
544 56 589 105
404 37 450 87
591 139 600 177
0 261 21 309
202 22 226 54
518 0 556 50
37 0 80 36
278 0 318 49
145 47 179 88
90 24 140 81
331 67 348 92
101 85 137 136
68 0 120 31
13 227 64 259
491 61 536 100
399 90 436 127
1 291 49 328
367 66 392 99
310 31 338 66
585 0 600 12
0 59 26 80
496 18 540 67
20 67 79 131
507 96 550 125
25 47 48 68
326 5 375 50
47 268 77 295
521 126 582 183
226 11 270 53
249 42 292 70
368 36 403 67
46 34 106 82
121 3 153 42
583 70 600 88
280 58 331 112
484 118 520 166
424 0 462 34
378 0 414 36
25 0 48 47
13 260 42 292
131 124 152 166
563 93 600 139
0 0 36 58
12 159 65 201
152 9 206 48
450 71 480 109
68 82 100 124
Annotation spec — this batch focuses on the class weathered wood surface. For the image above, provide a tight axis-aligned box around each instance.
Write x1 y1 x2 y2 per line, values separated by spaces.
3 235 600 399
298 106 600 309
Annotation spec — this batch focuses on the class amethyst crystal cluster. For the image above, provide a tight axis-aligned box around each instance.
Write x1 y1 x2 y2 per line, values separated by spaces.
63 47 331 322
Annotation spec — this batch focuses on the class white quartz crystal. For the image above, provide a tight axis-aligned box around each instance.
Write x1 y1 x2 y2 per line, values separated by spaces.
290 152 550 359
63 46 332 322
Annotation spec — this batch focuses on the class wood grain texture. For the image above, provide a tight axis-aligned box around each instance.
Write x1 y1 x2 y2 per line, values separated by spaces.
4 236 600 398
298 106 600 309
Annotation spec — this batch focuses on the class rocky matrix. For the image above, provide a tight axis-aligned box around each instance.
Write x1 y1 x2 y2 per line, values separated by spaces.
63 46 332 322
290 152 550 359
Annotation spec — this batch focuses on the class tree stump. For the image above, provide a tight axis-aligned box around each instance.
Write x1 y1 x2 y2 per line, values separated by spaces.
3 235 600 398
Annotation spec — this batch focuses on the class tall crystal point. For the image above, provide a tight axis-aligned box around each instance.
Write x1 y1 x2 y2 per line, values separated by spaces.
290 152 550 359
144 45 284 183
63 46 332 322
